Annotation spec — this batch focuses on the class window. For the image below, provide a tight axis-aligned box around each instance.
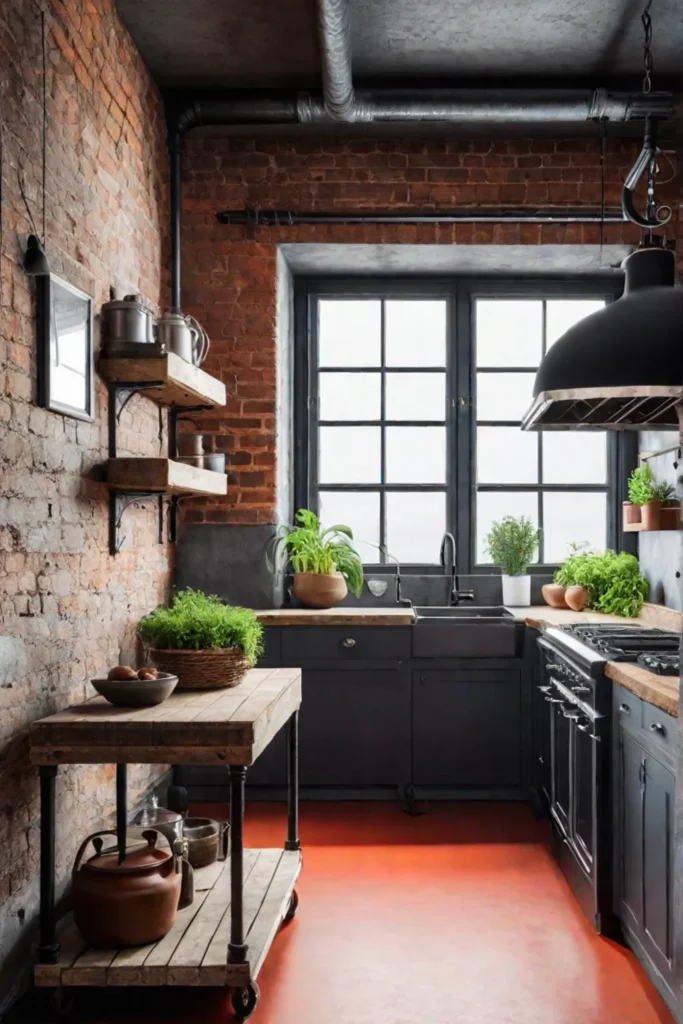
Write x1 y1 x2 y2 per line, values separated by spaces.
474 297 609 566
296 280 631 571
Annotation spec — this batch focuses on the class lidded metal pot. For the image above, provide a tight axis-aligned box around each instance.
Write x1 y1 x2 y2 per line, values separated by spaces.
156 311 210 366
101 293 155 348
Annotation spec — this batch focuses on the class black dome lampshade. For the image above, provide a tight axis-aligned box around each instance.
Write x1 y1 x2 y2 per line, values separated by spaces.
23 233 51 276
522 246 683 431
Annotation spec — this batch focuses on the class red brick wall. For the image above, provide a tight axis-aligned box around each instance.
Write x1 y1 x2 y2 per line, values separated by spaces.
0 0 170 1000
181 134 672 525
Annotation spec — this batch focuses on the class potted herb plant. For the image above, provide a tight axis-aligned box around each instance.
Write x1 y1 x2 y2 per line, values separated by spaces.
138 589 263 690
269 509 363 609
627 464 658 529
485 515 540 607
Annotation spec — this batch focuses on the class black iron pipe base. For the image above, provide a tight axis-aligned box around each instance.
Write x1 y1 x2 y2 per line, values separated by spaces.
285 711 300 852
228 765 248 964
39 766 59 965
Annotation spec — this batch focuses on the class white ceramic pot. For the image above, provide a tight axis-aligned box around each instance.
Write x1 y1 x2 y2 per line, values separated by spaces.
501 574 531 607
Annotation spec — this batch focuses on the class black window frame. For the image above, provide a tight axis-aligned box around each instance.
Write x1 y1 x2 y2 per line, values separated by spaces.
294 275 637 575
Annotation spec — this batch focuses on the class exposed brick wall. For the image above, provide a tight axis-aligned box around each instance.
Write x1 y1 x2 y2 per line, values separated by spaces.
181 134 676 525
0 0 170 1002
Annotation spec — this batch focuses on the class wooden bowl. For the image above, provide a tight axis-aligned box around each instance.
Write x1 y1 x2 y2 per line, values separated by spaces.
91 672 178 708
541 583 569 609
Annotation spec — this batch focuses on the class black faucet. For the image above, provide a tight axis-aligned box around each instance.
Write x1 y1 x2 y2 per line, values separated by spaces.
392 557 413 608
440 532 474 606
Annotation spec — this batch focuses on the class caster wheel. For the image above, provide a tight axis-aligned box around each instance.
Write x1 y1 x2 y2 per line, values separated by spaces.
232 981 260 1020
283 888 299 924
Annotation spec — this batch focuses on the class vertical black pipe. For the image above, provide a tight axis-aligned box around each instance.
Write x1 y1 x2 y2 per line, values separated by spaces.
116 763 128 864
285 711 301 851
169 128 182 314
228 765 248 963
39 766 59 964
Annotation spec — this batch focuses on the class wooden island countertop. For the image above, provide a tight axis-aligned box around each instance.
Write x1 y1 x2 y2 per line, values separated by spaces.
255 607 415 626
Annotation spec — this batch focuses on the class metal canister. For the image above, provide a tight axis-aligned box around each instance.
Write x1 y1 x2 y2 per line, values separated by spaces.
101 293 155 348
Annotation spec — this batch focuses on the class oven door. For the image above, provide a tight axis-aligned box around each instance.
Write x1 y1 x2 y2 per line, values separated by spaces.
550 691 571 838
572 712 596 876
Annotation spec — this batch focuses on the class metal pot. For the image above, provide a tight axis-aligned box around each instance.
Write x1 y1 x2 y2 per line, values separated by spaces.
176 433 205 458
129 796 183 849
72 829 183 948
101 293 155 348
183 817 229 869
201 452 225 474
156 312 210 366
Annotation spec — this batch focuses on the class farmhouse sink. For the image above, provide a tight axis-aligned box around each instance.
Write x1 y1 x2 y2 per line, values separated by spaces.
413 606 520 658
415 605 514 620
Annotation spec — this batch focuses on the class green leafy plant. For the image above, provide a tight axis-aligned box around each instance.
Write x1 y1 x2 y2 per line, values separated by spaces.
627 464 655 506
268 509 364 598
554 550 649 618
485 516 540 577
651 481 678 506
138 589 264 665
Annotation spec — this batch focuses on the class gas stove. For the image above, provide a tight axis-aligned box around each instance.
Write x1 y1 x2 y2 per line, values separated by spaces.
563 624 681 663
636 652 681 676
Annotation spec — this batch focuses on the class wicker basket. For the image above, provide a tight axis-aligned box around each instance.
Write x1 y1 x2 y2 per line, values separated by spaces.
149 648 249 690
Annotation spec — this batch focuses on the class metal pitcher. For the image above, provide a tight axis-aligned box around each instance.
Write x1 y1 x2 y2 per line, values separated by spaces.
156 312 210 366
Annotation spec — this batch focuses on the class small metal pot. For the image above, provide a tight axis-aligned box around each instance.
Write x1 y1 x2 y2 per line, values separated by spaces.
176 433 205 458
183 818 229 869
129 796 183 849
201 452 225 474
101 293 155 348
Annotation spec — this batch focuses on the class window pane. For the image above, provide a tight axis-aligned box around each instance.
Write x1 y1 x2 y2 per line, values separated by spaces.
318 300 381 367
319 427 381 483
543 492 607 563
546 300 606 348
477 427 538 484
385 300 446 367
477 373 536 422
477 491 539 564
318 491 380 564
476 300 542 367
319 372 381 421
386 492 446 564
385 372 446 421
386 427 446 484
543 433 607 484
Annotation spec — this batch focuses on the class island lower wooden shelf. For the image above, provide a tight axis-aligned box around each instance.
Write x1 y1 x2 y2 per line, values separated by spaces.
99 352 226 408
35 848 301 990
108 457 227 496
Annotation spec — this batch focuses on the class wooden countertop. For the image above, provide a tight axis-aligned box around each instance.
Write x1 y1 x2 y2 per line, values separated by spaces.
605 662 679 718
255 607 415 626
29 668 302 766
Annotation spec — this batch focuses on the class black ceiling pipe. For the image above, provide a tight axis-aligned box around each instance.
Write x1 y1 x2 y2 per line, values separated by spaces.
216 207 628 227
532 246 683 395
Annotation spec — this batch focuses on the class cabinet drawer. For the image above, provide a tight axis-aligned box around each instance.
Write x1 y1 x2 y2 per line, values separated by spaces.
642 703 677 755
615 686 644 730
281 626 411 663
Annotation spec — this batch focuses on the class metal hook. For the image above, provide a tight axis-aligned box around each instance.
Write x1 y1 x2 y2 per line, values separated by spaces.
621 116 673 229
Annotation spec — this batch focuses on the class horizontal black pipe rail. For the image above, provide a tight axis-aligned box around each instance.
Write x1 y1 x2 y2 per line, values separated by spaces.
216 207 627 226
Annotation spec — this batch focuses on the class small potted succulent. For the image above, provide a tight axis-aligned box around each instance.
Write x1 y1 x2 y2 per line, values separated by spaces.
138 589 263 690
652 481 681 530
485 515 540 607
269 509 363 609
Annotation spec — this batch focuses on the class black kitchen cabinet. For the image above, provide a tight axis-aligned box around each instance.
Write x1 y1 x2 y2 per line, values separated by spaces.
412 670 522 790
298 669 411 788
614 686 676 1006
531 636 551 810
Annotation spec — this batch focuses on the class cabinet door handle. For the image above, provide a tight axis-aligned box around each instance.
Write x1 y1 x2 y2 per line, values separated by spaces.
619 703 631 715
342 637 356 648
650 721 666 735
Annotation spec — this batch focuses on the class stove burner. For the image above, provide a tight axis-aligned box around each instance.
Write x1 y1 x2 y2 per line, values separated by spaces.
564 624 680 661
637 653 680 676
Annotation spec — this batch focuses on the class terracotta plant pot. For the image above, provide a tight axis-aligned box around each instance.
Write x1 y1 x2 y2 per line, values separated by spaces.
565 585 589 611
293 572 348 609
541 583 569 609
622 501 641 527
641 500 661 531
660 504 681 530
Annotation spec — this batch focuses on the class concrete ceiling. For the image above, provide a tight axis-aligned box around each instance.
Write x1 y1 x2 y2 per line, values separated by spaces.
117 0 682 90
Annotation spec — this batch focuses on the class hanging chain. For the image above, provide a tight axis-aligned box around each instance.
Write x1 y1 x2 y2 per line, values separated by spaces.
641 0 653 94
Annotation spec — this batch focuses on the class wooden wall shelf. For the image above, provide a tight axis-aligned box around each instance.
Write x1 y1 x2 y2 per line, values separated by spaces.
108 458 227 496
99 353 226 408
623 523 681 533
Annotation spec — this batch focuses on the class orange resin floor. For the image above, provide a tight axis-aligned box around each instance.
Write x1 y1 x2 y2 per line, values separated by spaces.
77 801 672 1024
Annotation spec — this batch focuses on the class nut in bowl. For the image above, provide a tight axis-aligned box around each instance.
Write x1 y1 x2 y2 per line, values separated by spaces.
91 668 178 708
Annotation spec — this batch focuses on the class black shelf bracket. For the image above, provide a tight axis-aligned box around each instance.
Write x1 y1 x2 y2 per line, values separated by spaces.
108 382 164 458
109 491 164 555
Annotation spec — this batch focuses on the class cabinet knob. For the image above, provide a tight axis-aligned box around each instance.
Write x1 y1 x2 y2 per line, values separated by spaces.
650 721 666 735
342 637 356 648
619 703 631 715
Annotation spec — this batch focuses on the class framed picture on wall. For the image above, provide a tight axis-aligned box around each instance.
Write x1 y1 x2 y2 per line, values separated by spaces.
37 274 94 421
